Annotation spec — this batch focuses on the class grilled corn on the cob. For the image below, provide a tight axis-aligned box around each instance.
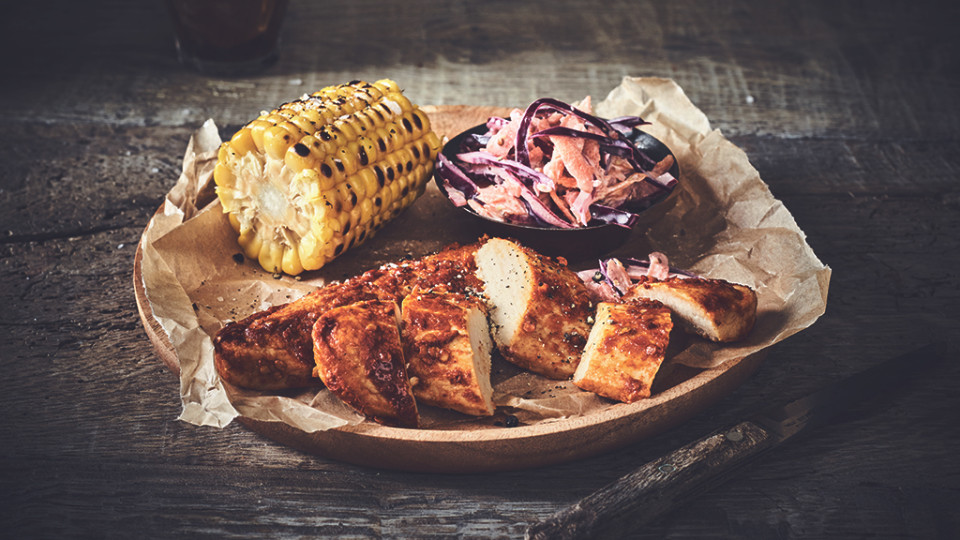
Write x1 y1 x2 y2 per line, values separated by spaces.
213 79 441 275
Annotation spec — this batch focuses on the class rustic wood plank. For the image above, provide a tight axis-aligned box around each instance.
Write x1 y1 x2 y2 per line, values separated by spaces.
1 0 958 537
2 1 957 140
528 421 778 539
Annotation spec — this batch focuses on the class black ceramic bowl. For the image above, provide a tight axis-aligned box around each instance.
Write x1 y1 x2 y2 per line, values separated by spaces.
434 123 680 261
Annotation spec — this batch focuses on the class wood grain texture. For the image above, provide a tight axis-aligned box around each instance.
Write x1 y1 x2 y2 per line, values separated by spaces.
528 421 778 539
1 0 959 537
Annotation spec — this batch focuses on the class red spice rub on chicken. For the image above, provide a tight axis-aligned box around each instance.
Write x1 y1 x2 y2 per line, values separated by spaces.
401 290 495 417
213 241 483 390
474 237 594 379
312 299 419 428
573 300 673 403
624 276 757 343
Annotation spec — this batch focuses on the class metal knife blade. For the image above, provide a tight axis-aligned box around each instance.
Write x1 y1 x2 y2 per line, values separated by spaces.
525 341 948 540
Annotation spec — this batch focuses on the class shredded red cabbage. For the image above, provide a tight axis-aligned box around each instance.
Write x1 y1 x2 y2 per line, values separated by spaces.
456 151 557 192
436 153 479 200
514 97 626 167
577 255 697 300
607 116 651 134
435 97 678 229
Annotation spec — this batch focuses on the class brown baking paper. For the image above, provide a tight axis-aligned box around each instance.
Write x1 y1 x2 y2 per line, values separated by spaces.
139 78 830 431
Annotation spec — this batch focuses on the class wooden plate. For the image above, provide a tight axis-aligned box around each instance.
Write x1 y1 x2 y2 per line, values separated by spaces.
133 105 766 473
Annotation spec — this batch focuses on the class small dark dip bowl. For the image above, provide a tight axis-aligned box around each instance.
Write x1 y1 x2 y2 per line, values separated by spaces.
434 123 680 261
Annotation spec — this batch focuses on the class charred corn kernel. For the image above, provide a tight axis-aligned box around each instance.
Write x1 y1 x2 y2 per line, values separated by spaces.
317 106 341 125
319 189 340 215
285 142 319 174
372 127 393 155
340 230 356 252
371 213 385 231
331 118 360 142
353 109 379 134
214 79 439 275
314 128 343 155
335 144 362 176
394 147 414 174
337 183 357 212
318 156 343 190
412 109 431 134
336 207 351 229
323 240 339 260
381 152 402 185
356 136 378 166
301 109 323 127
289 114 317 135
424 131 442 157
399 114 417 143
264 125 295 160
384 127 404 155
360 84 384 102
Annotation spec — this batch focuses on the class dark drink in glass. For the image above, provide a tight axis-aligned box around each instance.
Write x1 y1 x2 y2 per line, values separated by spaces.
167 0 289 76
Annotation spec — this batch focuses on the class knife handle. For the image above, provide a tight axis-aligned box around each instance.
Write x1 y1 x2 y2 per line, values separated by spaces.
526 420 778 540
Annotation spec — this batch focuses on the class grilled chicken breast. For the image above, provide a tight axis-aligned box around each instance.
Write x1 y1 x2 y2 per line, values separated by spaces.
311 299 419 428
213 241 482 390
475 237 593 379
623 276 757 343
401 290 495 417
572 300 673 403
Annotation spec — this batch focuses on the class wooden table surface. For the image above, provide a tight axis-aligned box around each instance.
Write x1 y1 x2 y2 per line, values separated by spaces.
2 1 958 538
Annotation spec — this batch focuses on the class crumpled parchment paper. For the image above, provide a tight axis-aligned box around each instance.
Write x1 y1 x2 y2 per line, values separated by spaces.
138 77 830 432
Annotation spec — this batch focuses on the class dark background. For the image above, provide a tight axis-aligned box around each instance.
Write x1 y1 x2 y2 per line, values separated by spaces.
1 1 958 538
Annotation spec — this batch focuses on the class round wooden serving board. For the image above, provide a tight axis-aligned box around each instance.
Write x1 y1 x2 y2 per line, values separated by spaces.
133 105 765 473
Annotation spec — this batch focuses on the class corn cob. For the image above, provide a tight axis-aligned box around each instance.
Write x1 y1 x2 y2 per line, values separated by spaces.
213 79 442 275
